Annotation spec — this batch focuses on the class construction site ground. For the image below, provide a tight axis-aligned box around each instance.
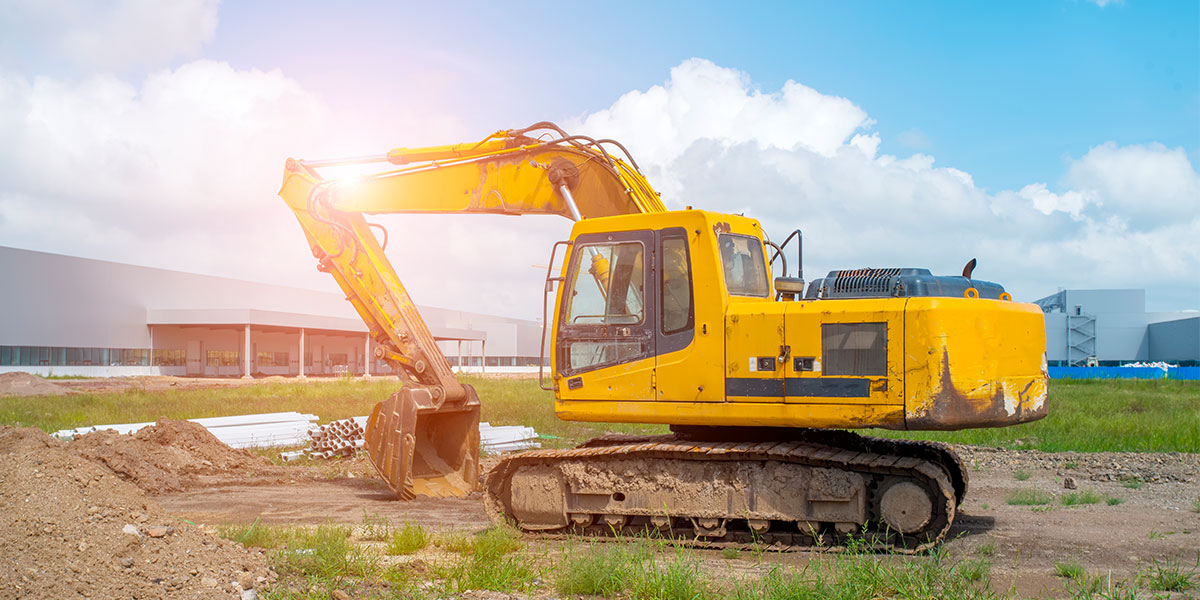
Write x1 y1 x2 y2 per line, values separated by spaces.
149 449 1200 598
2 374 1197 598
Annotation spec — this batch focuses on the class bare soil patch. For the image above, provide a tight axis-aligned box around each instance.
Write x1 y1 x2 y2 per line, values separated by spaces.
71 418 309 494
0 426 273 599
0 372 69 397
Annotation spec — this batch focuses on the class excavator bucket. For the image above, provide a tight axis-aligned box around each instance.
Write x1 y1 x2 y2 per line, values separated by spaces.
364 386 481 500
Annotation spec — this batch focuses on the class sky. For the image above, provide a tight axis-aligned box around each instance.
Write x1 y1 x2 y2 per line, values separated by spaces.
0 0 1197 318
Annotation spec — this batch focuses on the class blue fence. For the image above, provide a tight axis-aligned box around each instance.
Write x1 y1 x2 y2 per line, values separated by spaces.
1049 366 1200 380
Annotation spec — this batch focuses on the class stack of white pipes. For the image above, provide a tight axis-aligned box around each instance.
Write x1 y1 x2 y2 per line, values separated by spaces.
305 417 367 459
480 422 540 453
51 412 320 449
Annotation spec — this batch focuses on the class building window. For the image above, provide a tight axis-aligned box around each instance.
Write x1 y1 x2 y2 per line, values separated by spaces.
206 350 239 366
256 351 288 367
328 353 348 366
152 349 186 366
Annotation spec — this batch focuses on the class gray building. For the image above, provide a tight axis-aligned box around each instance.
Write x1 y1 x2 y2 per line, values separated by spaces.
0 246 545 377
1034 289 1199 366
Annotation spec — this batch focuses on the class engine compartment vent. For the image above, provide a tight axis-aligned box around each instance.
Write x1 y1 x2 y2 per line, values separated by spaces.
805 268 1008 300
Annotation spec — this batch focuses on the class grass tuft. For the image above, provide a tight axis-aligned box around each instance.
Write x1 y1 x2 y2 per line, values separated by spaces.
1061 490 1103 506
1013 469 1031 481
1119 476 1144 490
1055 560 1085 580
386 522 430 555
1141 557 1197 592
1106 496 1125 506
359 509 390 541
1006 489 1054 506
977 538 997 558
218 518 285 549
720 547 741 560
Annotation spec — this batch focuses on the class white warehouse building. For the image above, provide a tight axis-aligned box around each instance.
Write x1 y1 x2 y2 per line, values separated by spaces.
0 246 545 377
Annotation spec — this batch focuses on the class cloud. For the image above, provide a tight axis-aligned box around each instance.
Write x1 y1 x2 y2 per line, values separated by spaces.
0 0 219 71
1086 0 1124 7
572 59 1199 307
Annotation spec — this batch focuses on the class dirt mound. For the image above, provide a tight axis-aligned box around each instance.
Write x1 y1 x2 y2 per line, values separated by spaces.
0 372 69 396
0 426 273 598
72 418 294 494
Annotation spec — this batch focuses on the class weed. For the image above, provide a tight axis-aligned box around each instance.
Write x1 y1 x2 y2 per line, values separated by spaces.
1013 469 1031 481
218 518 286 549
1140 557 1197 592
386 522 430 555
1066 573 1141 600
555 541 642 597
720 547 740 560
1061 490 1103 506
1119 476 1143 490
957 557 991 583
436 552 537 594
434 532 472 554
977 538 997 558
472 525 524 559
1192 499 1200 513
273 524 376 580
359 509 390 541
1148 530 1166 540
1106 496 1124 506
1031 505 1058 513
628 551 709 600
1064 461 1080 469
1006 489 1054 506
1055 560 1085 580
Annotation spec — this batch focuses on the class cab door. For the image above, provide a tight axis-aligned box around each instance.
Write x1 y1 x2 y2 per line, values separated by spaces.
555 230 656 401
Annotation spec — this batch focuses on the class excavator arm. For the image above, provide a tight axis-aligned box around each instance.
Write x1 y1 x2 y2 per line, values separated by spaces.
277 122 664 499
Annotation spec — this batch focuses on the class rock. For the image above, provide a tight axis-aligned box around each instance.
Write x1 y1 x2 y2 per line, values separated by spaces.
241 590 257 600
121 524 140 536
145 526 170 538
332 591 351 600
201 577 219 587
1063 477 1077 489
120 557 134 569
237 572 254 589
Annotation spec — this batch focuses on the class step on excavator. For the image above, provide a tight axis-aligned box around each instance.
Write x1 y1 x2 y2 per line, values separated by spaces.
278 122 1048 552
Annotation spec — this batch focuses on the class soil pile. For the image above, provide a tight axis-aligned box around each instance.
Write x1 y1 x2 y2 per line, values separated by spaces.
72 418 294 494
0 426 273 599
0 372 69 396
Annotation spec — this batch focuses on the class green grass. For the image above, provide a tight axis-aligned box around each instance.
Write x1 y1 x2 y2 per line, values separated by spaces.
359 510 390 542
864 379 1199 453
1140 557 1197 592
976 538 997 558
1193 499 1200 513
720 547 741 560
1119 476 1144 490
1061 490 1103 506
1055 560 1085 580
1006 489 1054 506
4 376 1196 453
433 526 535 595
385 522 430 555
1013 469 1031 481
1106 496 1125 506
218 518 286 549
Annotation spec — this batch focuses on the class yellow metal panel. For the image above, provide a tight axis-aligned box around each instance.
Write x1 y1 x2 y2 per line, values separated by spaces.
555 398 904 429
655 220 725 402
724 305 785 402
554 356 655 402
782 299 905 406
904 298 1048 430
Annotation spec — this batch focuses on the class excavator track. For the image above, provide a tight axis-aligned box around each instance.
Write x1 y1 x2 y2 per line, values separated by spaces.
485 431 961 554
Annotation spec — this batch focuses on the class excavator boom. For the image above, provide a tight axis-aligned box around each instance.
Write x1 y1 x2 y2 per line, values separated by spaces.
278 123 663 498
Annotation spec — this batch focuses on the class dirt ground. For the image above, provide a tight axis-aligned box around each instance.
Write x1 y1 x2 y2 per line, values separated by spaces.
152 447 1200 599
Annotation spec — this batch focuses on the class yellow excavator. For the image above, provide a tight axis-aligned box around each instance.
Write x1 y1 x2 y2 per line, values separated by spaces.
278 122 1047 552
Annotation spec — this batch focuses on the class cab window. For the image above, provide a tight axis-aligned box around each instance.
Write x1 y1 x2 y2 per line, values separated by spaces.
661 236 692 333
564 242 645 325
719 234 769 297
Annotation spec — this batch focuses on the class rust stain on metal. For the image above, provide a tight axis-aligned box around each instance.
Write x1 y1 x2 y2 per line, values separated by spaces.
908 349 1047 431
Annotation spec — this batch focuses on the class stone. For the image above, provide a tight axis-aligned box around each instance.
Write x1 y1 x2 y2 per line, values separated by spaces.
121 524 140 536
201 577 219 587
1063 477 1077 490
332 591 351 600
120 557 134 569
145 526 170 538
237 572 254 589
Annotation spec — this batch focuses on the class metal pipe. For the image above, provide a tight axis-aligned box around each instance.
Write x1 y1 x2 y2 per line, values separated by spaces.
558 184 583 221
298 154 391 168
